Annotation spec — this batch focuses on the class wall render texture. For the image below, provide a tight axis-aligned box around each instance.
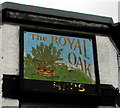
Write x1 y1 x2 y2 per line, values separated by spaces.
96 36 118 87
0 24 19 107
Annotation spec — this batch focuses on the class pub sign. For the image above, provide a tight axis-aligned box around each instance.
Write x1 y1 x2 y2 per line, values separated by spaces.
20 27 100 95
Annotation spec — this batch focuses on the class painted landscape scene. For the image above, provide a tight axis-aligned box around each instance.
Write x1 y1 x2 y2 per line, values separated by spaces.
24 32 96 84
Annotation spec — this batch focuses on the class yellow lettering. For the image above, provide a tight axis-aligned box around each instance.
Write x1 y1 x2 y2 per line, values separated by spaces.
84 60 91 77
83 40 90 59
59 37 67 46
76 57 84 71
43 37 47 41
68 52 76 65
74 39 82 54
67 38 76 49
78 84 85 92
32 34 35 40
37 35 42 40
51 36 59 46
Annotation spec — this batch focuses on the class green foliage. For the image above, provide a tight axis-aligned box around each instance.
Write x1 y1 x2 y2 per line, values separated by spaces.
25 42 63 68
24 64 95 84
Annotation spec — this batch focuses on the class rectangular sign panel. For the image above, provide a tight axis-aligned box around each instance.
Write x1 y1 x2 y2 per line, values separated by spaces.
24 32 95 84
20 27 100 95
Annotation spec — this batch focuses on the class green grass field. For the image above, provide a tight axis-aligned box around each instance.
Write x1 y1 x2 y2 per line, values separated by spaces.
24 64 95 84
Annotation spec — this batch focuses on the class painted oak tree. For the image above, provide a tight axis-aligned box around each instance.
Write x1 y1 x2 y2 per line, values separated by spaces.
25 42 63 76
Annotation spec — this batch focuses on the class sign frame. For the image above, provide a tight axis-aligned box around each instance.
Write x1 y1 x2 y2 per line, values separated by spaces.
20 26 100 96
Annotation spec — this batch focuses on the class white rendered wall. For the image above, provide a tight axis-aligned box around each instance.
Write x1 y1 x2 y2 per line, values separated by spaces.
0 24 119 107
96 36 118 87
0 24 19 107
0 25 2 108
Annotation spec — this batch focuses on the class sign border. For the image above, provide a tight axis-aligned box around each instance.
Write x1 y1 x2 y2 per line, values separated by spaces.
20 26 100 96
